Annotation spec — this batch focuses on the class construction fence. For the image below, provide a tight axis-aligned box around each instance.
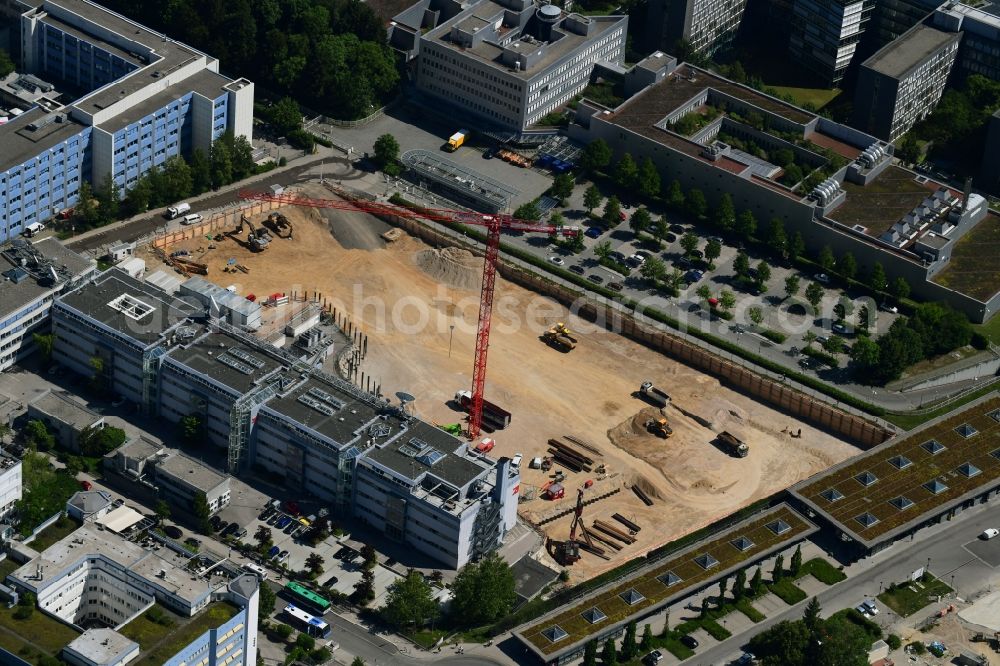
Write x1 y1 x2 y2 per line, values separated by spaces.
151 199 283 249
376 211 894 450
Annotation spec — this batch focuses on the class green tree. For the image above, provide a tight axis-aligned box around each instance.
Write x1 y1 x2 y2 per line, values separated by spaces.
550 172 576 204
733 569 748 600
0 48 13 78
640 624 653 651
696 284 712 303
750 567 764 596
714 193 736 231
736 210 756 239
361 544 378 570
803 596 822 635
748 306 764 328
733 251 750 278
192 492 212 534
784 275 801 300
747 619 810 665
803 331 818 348
869 262 888 292
602 195 622 226
78 425 127 456
897 135 921 164
835 294 854 321
640 257 666 282
230 135 256 180
179 415 204 444
720 289 736 313
189 148 212 195
373 133 400 171
352 569 376 605
381 569 438 629
772 554 784 582
351 658 366 666
665 179 685 209
818 245 835 273
124 176 153 216
268 97 303 135
296 633 316 651
637 157 660 198
601 637 617 666
75 181 101 229
705 238 722 268
613 153 638 189
629 207 652 235
32 333 54 365
782 163 804 185
805 282 825 313
789 232 806 261
685 189 707 219
891 277 911 301
621 621 638 660
583 640 598 666
274 624 294 640
680 232 699 256
155 500 171 522
514 200 541 222
255 526 272 549
23 420 54 452
836 252 857 281
768 217 788 256
209 136 234 189
719 577 729 604
580 139 612 172
305 553 325 576
756 261 772 292
449 552 516 626
790 545 803 576
583 185 603 214
594 240 612 260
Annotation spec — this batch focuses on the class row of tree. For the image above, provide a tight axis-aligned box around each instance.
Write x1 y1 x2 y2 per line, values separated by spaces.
97 0 399 120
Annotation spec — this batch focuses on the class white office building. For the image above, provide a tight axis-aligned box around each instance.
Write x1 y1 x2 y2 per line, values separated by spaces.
0 452 21 524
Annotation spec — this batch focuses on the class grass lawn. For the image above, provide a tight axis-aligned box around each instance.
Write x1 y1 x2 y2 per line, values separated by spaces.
736 597 765 622
794 558 846 585
769 579 807 605
404 628 448 649
932 212 1000 302
29 516 81 552
660 635 695 660
877 575 952 617
119 607 177 651
768 85 841 109
0 604 79 654
0 558 21 581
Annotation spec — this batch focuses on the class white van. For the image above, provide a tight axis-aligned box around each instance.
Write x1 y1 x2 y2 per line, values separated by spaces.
166 202 191 219
23 222 44 237
181 213 202 226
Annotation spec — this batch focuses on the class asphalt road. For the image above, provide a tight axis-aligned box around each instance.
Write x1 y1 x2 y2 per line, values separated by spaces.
691 502 1000 666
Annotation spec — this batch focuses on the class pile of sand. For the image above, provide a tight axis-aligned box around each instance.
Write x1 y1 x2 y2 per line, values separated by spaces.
414 247 482 290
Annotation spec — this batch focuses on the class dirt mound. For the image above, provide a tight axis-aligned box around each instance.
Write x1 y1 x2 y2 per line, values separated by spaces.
414 247 482 290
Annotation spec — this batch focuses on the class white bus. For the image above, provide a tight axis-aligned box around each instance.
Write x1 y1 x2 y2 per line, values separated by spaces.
283 604 331 638
242 563 269 581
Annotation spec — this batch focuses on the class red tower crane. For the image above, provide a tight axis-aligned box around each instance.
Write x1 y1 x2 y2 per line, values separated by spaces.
238 189 579 438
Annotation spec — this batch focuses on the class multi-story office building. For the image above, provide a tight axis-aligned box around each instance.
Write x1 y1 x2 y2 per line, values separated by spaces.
400 0 626 130
0 452 21 524
931 2 1000 80
852 22 960 140
644 0 749 56
51 270 522 568
0 237 94 372
570 56 998 321
789 0 877 85
7 525 259 665
0 0 253 241
154 452 231 515
870 0 940 45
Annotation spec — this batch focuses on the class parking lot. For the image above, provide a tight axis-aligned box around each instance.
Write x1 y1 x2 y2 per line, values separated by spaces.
964 535 1000 568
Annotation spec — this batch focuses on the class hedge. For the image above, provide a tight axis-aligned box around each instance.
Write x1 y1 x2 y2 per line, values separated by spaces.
801 346 840 368
769 579 807 605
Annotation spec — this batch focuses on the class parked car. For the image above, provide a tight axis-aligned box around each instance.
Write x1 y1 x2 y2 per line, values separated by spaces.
222 523 239 537
609 251 627 264
277 550 289 563
981 528 999 540
815 335 830 346
608 282 624 292
80 480 93 491
324 575 339 587
267 514 281 526
618 210 627 221
569 265 585 275
548 255 565 266
665 232 677 243
587 274 604 284
690 249 704 259
814 272 831 284
585 227 603 239
635 250 653 260
669 223 684 233
234 528 248 539
284 520 297 534
680 635 699 649
643 650 664 665
676 256 693 269
276 516 291 529
855 599 879 615
626 254 645 268
733 653 756 665
268 545 280 558
685 269 704 283
185 537 201 547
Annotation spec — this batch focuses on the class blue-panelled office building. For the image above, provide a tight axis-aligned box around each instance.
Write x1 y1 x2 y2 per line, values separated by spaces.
0 0 254 241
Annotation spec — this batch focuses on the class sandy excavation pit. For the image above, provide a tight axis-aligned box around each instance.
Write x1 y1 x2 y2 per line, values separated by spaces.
140 189 860 580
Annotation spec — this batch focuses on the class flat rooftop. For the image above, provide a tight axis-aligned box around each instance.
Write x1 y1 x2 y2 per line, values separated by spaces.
425 7 625 80
97 68 231 133
39 13 142 68
265 375 385 447
792 393 1000 547
827 165 941 235
11 524 211 604
0 105 88 173
516 504 815 658
864 23 960 79
57 269 200 345
65 629 137 663
932 211 1000 301
365 420 490 489
28 389 100 427
156 452 227 493
167 329 284 395
0 237 93 317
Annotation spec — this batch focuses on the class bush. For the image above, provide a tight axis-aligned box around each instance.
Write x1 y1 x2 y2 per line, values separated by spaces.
801 346 839 368
886 634 901 650
797 558 846 585
701 618 731 641
760 329 788 344
972 331 989 349
909 641 926 655
769 579 807 605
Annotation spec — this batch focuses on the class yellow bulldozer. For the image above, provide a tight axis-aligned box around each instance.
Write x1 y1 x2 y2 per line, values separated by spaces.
645 417 673 438
543 322 577 351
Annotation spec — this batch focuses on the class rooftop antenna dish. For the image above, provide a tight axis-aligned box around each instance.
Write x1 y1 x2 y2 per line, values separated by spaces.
396 391 415 416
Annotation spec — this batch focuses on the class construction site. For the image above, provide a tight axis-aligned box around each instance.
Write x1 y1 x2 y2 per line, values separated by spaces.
137 182 861 581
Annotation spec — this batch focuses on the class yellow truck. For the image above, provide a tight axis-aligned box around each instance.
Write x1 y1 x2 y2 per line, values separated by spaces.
446 130 468 152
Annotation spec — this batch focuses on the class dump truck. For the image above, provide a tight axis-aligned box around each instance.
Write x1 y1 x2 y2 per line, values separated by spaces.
446 130 468 152
639 381 671 408
455 389 512 430
645 418 672 438
718 431 749 457
543 323 577 351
